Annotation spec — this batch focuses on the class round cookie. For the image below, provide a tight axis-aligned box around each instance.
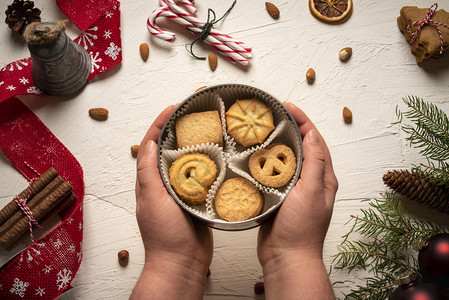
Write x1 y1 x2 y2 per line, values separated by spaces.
248 144 296 188
169 153 217 205
225 98 275 147
215 177 264 222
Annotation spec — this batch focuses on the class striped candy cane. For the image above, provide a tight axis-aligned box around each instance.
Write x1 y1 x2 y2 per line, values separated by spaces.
147 0 252 65
165 0 252 56
148 7 248 64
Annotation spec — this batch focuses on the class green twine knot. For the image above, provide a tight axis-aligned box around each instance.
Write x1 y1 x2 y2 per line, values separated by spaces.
185 0 237 60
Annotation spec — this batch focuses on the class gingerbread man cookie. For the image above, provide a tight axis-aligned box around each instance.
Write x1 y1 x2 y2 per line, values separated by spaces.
248 144 296 188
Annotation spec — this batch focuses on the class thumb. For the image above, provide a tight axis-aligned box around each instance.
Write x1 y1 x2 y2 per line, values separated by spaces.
297 130 326 192
136 140 165 195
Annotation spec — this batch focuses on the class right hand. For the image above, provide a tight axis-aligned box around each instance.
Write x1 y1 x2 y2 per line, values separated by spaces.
257 101 338 267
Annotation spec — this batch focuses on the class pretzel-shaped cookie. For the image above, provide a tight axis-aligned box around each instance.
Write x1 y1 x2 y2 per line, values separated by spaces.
248 144 296 188
169 153 217 205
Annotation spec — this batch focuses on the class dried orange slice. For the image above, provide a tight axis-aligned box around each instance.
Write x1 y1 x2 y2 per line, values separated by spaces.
309 0 353 24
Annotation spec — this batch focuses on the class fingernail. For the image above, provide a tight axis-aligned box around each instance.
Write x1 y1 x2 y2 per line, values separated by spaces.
147 140 156 152
307 130 320 144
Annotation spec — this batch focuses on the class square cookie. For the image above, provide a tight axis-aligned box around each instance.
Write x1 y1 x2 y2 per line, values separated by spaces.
176 110 223 148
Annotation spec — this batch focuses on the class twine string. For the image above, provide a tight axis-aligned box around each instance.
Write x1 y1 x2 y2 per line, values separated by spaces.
15 161 43 242
13 183 42 243
406 3 449 55
185 0 236 60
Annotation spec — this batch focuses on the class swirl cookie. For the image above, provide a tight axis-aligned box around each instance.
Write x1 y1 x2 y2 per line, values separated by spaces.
215 177 264 222
225 98 275 147
169 153 217 205
176 111 223 148
249 144 296 188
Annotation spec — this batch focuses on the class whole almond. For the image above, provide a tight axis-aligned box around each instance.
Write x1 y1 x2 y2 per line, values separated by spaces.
140 43 149 61
89 108 108 121
208 54 217 71
118 250 129 267
339 47 352 62
266 2 280 19
131 145 140 158
343 107 352 124
306 68 316 84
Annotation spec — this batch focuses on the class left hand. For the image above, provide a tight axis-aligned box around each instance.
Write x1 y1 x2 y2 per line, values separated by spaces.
134 104 213 278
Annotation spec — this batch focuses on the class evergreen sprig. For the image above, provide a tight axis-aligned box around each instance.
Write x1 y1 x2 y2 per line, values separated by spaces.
333 97 449 298
395 95 449 187
333 192 447 299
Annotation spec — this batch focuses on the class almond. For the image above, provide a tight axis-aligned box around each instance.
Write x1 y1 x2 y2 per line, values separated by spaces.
208 54 217 71
343 107 352 124
306 68 315 84
131 145 140 158
118 250 129 267
339 47 352 62
266 2 280 19
140 43 149 61
89 108 108 121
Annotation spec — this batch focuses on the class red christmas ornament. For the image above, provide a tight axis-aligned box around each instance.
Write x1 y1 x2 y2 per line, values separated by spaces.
418 233 449 289
389 279 448 300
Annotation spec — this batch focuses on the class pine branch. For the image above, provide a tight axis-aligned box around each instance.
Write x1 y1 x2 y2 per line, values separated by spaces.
343 275 396 300
414 161 449 188
332 193 447 299
396 95 449 163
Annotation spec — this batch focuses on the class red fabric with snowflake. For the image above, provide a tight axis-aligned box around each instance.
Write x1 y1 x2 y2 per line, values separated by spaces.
0 0 122 299
0 0 121 103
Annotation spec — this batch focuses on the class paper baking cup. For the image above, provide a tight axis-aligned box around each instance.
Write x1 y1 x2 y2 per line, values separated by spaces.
160 144 226 218
158 84 303 231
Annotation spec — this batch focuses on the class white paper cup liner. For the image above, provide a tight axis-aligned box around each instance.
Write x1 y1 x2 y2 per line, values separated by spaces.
214 84 288 153
160 144 226 218
228 118 302 197
160 90 235 154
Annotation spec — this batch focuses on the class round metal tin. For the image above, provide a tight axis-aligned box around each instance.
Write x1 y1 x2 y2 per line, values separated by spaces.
158 84 302 231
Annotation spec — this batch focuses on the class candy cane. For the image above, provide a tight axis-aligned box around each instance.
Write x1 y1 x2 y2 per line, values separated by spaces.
147 0 252 65
148 6 250 64
165 0 252 56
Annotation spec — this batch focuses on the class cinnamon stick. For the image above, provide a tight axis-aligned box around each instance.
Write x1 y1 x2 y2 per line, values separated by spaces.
0 181 73 249
0 175 65 237
0 167 58 225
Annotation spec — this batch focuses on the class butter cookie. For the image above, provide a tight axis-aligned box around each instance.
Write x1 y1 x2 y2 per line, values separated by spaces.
169 153 217 205
225 99 275 147
248 144 296 188
176 111 223 148
215 177 264 222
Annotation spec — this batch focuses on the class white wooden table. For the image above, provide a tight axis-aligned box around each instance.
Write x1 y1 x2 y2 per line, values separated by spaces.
1 0 449 298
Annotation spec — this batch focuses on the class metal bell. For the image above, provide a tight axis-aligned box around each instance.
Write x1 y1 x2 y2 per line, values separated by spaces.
25 21 91 96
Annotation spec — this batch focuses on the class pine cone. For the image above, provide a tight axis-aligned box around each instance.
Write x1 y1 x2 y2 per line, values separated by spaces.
5 0 41 35
383 170 449 214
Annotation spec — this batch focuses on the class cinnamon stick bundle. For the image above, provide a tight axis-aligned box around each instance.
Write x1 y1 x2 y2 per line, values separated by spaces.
0 167 74 249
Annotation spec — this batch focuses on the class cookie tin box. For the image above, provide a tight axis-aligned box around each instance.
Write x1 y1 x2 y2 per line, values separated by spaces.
158 84 303 230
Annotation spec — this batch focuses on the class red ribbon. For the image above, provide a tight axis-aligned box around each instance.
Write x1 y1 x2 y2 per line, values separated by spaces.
406 3 449 55
0 0 122 299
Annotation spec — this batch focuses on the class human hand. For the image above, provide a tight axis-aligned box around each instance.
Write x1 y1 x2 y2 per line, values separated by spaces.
257 102 338 299
131 105 213 299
